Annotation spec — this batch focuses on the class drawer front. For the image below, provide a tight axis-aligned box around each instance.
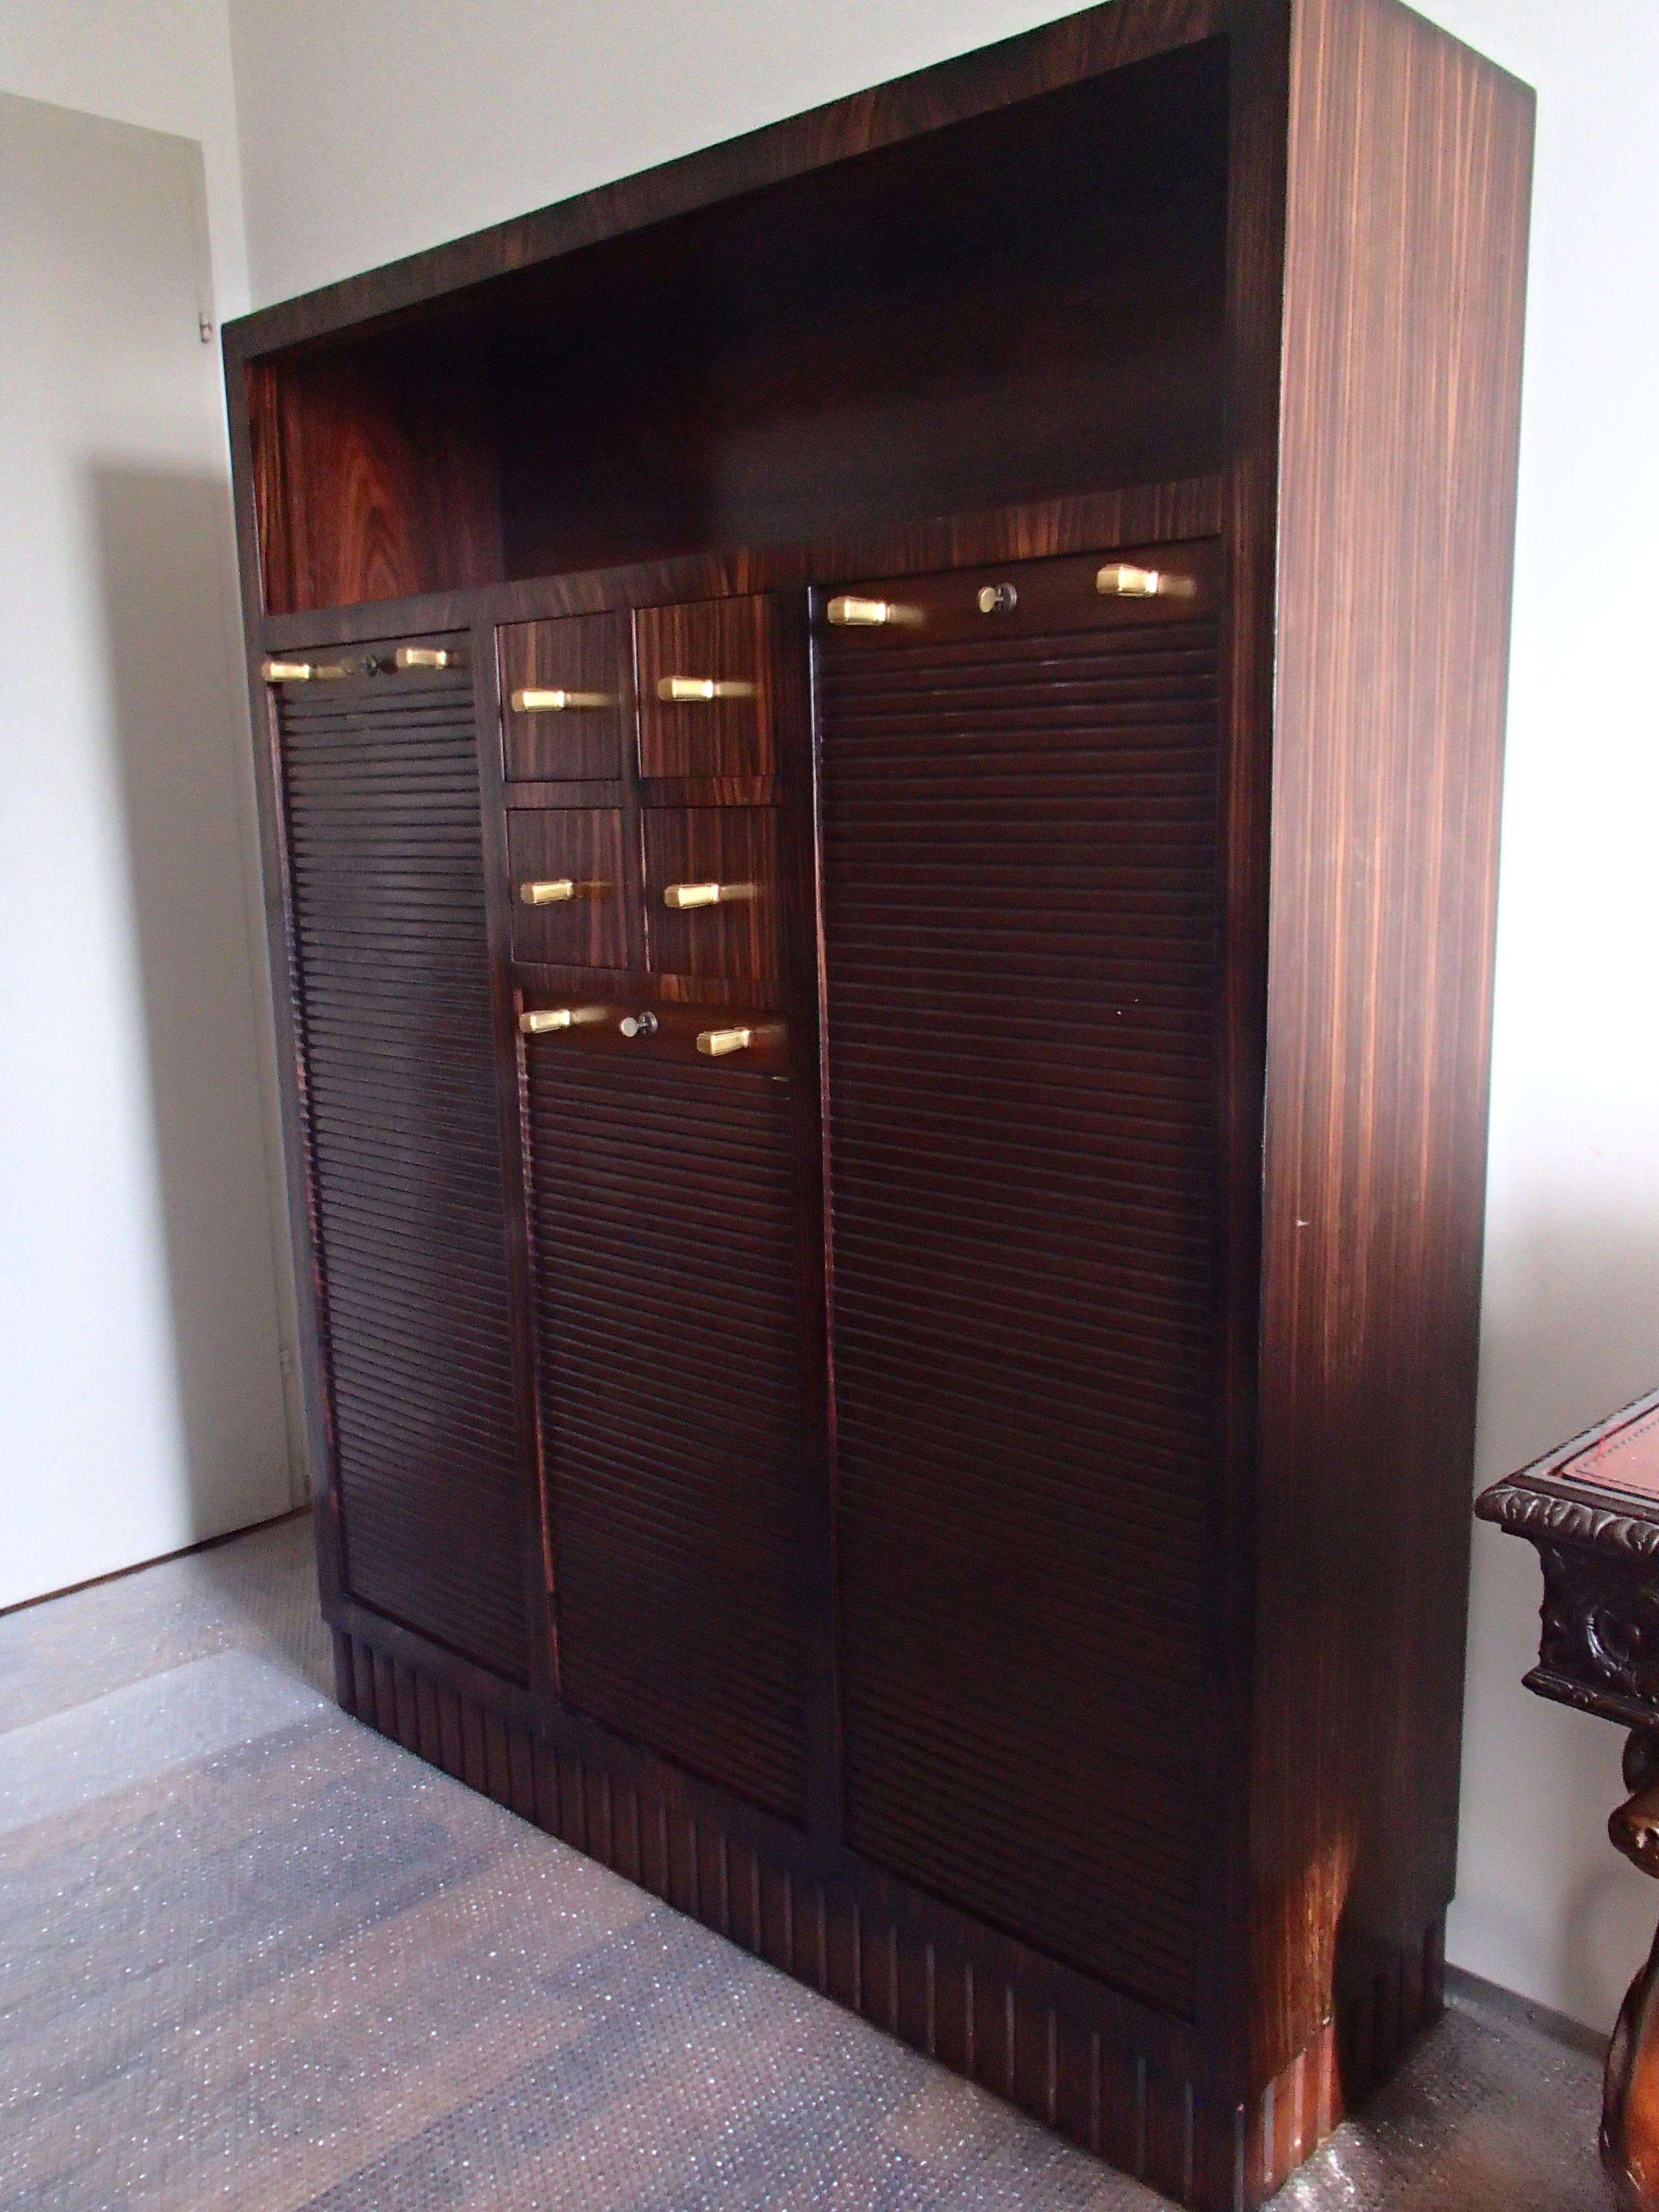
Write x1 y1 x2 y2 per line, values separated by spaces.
635 595 774 778
507 808 627 967
500 613 627 781
644 806 780 984
518 995 790 1074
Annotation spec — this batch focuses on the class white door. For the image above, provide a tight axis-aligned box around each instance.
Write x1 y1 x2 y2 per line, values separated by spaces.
0 93 299 1609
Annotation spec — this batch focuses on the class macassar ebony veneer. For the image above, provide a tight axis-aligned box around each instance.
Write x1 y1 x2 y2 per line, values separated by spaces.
225 3 1532 2204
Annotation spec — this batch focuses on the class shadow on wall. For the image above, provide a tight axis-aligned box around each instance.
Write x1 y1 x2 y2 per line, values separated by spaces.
89 463 295 1542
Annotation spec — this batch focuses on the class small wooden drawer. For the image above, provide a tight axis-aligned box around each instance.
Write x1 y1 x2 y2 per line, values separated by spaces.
517 995 789 1074
645 807 780 983
499 613 627 780
635 595 774 779
508 809 627 967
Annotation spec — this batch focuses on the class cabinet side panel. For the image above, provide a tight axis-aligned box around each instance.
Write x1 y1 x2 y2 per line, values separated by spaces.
1251 0 1532 2084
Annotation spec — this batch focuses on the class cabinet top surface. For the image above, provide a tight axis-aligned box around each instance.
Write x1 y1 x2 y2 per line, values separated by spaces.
1478 1388 1659 1550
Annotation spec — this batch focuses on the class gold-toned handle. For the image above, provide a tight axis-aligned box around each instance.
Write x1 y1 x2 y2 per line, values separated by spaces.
519 1005 605 1036
697 1026 754 1059
262 658 351 683
394 645 464 671
519 878 611 905
663 881 757 910
656 676 758 704
1095 562 1197 601
826 595 923 629
511 687 614 712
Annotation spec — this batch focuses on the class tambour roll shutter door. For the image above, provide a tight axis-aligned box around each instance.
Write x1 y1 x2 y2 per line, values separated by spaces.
526 1049 811 1823
817 548 1224 2017
276 653 527 1680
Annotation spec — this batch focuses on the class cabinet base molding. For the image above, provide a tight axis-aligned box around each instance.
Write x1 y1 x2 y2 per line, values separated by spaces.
332 1621 1443 2209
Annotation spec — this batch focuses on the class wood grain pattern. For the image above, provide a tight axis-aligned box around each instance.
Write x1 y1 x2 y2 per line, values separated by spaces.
817 546 1223 2019
497 45 1229 583
256 477 1225 656
1246 0 1533 2088
274 654 527 1679
635 596 775 778
249 352 502 617
498 612 628 780
505 808 627 967
234 30 1230 612
644 807 782 988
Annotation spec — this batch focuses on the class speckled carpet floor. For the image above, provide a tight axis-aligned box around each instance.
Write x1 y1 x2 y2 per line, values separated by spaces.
0 1514 1614 2209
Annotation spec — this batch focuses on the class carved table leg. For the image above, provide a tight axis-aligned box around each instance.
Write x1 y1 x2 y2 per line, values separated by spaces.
1602 1732 1659 2210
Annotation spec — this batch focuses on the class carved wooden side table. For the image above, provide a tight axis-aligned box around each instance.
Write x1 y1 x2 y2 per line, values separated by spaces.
1478 1388 1659 2211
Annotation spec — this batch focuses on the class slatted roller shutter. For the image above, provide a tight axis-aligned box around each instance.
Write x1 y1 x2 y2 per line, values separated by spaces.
526 1051 809 1823
276 649 527 1680
816 547 1223 2017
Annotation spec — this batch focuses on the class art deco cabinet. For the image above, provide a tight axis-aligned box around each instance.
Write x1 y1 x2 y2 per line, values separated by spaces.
224 2 1532 2201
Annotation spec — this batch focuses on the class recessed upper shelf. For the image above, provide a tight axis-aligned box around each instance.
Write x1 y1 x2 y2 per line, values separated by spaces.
247 39 1230 617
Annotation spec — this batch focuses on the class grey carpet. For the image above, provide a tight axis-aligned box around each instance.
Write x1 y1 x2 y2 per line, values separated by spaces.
0 1515 1614 2209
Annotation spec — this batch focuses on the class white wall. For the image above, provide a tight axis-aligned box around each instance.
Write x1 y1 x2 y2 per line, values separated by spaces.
1414 0 1659 2034
0 91 301 1611
0 3 307 1593
217 0 1659 2027
228 0 1094 306
0 0 250 319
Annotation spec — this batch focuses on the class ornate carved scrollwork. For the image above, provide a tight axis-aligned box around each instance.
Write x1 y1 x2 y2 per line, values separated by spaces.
1477 1481 1659 1563
1537 1544 1659 1709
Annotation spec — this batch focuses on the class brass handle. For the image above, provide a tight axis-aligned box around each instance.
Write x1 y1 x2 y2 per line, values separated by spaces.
518 878 612 905
663 881 757 910
656 676 757 703
826 595 922 629
511 687 613 712
262 658 351 683
394 645 464 671
519 1005 606 1036
697 1026 754 1058
1095 562 1197 601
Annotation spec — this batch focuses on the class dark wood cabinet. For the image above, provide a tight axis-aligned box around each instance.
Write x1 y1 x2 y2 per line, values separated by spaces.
226 4 1532 2203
